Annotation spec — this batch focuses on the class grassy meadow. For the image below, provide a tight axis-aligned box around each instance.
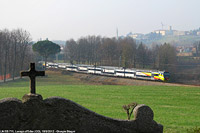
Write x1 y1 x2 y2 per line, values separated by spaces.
0 71 200 133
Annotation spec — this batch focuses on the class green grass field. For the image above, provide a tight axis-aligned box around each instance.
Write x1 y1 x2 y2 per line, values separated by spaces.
0 71 200 133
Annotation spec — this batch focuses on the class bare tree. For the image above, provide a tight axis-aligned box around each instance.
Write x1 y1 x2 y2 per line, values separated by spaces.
0 28 32 82
18 29 31 70
64 39 77 64
2 30 11 82
137 42 147 68
158 43 177 70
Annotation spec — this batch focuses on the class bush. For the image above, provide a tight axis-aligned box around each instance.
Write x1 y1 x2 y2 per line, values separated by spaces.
122 102 138 120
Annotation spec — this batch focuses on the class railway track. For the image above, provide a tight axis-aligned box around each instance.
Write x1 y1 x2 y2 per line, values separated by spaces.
55 69 199 87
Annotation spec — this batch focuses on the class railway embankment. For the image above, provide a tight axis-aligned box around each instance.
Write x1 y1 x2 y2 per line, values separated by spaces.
62 71 197 87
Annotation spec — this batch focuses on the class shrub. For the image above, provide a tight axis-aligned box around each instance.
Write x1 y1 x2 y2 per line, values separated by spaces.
122 102 138 120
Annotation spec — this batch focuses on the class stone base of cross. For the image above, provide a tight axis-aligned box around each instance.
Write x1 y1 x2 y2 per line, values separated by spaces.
22 93 43 103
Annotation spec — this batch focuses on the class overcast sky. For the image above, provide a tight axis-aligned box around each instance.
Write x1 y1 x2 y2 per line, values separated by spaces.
0 0 200 41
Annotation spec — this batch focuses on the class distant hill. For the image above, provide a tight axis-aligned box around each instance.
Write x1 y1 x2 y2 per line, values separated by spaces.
144 35 200 46
52 40 66 46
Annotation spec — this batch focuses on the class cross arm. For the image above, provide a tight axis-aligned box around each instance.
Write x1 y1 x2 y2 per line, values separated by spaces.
36 71 45 76
21 71 30 77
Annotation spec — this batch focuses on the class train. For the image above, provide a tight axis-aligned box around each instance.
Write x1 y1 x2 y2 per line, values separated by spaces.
43 62 170 82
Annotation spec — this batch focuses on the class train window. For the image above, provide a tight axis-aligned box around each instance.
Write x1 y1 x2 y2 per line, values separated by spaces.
164 72 170 77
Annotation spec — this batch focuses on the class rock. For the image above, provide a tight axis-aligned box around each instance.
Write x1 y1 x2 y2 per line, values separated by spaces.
0 98 22 129
134 104 154 121
134 104 163 133
0 94 163 133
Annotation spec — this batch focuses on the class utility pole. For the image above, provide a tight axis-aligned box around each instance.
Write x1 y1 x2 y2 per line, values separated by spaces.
116 28 119 41
56 53 58 63
119 56 121 67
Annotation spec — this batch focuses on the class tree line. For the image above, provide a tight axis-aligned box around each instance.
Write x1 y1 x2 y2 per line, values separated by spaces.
1 28 198 84
0 29 33 82
0 28 182 83
63 36 177 71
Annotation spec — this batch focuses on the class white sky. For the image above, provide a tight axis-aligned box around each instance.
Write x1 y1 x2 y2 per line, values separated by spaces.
0 0 200 41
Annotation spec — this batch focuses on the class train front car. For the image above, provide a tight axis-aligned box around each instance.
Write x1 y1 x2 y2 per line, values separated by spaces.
163 71 170 82
151 71 170 82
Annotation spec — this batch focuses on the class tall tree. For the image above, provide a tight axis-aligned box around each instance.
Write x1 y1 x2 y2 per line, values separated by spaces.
32 40 61 69
64 39 77 64
194 41 200 56
120 38 133 68
120 37 136 68
137 43 147 68
0 28 32 82
100 38 118 66
158 43 177 70
151 44 160 69
2 30 10 82
18 29 31 71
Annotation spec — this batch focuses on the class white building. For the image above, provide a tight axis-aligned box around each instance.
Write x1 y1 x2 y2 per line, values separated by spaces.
126 32 144 39
154 26 174 36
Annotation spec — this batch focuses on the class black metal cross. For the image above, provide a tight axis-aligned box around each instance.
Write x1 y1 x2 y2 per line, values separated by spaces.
21 63 45 94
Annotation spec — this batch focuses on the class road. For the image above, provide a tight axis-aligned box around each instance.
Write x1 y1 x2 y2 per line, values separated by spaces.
0 77 21 83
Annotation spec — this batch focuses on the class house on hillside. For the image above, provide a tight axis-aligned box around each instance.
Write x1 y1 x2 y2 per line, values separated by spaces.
176 46 197 57
126 32 144 39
